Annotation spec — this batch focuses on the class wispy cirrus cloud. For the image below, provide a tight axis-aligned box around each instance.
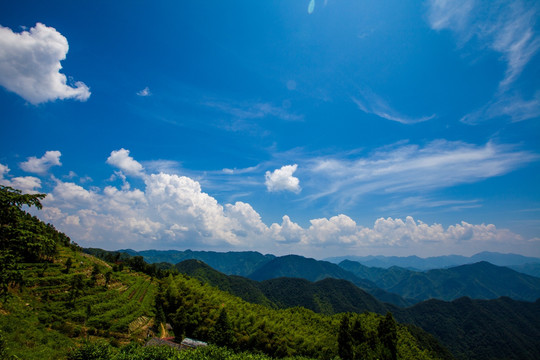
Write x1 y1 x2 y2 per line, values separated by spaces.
427 0 539 90
203 100 303 122
461 92 540 124
304 140 538 202
426 0 540 123
352 88 436 124
136 86 151 97
379 196 482 213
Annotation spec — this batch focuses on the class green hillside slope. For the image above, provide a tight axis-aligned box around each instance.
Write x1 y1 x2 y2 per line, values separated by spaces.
249 255 412 307
393 297 540 360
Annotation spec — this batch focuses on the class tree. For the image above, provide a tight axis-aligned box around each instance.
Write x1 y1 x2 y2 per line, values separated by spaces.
104 271 112 287
69 274 85 306
90 264 100 285
338 313 353 360
67 341 112 360
0 186 52 261
211 307 234 347
0 250 22 299
351 318 367 360
0 186 48 299
378 312 398 360
64 257 73 274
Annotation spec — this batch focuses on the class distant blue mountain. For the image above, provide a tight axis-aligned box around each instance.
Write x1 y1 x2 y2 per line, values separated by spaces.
340 260 540 302
117 248 275 276
325 251 540 270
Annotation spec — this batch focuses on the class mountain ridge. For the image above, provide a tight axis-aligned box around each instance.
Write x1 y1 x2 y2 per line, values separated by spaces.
340 259 540 302
326 251 540 270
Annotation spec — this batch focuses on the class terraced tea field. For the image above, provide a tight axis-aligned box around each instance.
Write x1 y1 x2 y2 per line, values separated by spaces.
0 247 156 359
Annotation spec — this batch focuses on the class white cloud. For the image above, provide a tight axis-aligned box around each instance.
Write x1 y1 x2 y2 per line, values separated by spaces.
265 164 301 193
137 86 151 96
461 92 540 124
269 215 305 244
0 164 8 178
12 149 534 257
19 150 62 174
427 0 539 90
106 148 144 177
305 140 538 202
204 100 303 122
427 0 540 123
0 163 42 194
352 88 436 124
0 23 90 104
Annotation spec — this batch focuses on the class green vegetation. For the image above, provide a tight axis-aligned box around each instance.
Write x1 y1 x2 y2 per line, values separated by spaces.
393 297 540 360
155 273 443 359
67 342 314 360
0 185 446 360
5 184 538 360
175 259 389 315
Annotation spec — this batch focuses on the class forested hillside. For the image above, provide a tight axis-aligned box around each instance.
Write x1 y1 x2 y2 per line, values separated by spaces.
392 297 540 360
248 255 412 307
173 257 540 360
176 259 389 315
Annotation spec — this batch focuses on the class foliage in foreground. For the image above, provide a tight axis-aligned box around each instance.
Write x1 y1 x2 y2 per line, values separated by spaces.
68 342 315 360
155 274 441 360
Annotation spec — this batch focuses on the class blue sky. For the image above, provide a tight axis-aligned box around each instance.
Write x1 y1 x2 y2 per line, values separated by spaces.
1 0 539 258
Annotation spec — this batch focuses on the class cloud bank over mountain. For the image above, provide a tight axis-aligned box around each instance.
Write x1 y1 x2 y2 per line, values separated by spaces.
3 148 530 258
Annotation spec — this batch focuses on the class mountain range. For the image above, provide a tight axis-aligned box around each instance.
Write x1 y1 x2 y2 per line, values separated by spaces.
119 248 275 276
325 251 540 271
123 248 540 304
340 260 540 302
173 257 540 360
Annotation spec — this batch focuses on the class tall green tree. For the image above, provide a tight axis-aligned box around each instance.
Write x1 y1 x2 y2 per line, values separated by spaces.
69 274 85 306
211 307 234 347
377 312 398 360
0 186 47 298
338 313 353 360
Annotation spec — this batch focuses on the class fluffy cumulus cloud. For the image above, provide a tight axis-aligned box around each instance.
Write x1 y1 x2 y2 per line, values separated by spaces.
13 148 531 256
265 164 301 193
0 23 90 104
0 163 42 194
106 148 144 177
19 150 62 174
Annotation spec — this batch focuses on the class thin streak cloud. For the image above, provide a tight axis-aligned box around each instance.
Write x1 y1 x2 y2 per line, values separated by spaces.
352 88 436 124
305 140 538 201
